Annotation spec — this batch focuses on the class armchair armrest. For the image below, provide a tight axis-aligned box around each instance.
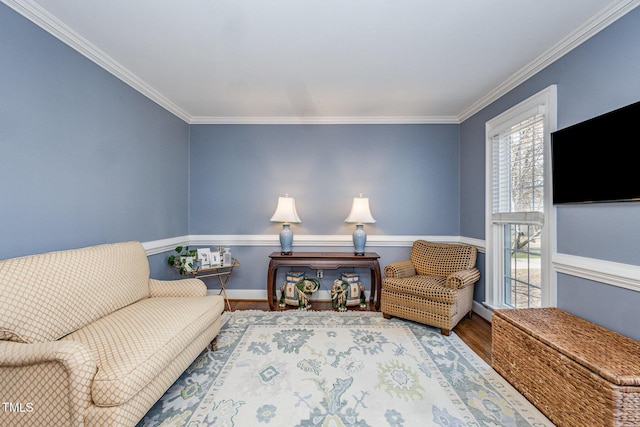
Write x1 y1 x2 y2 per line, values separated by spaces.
149 278 207 297
0 340 96 425
384 261 416 279
445 268 481 289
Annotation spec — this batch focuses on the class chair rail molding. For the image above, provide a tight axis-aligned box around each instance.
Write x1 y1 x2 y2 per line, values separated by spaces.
144 237 640 300
144 236 640 293
142 236 189 256
553 253 640 293
143 234 479 255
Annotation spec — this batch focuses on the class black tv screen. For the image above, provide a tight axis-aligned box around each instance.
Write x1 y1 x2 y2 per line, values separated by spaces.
551 100 640 204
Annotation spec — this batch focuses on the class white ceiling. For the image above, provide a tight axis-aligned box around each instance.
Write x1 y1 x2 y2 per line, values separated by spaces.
4 0 638 123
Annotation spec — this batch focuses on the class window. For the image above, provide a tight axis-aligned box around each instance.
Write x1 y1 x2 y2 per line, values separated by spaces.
485 86 557 309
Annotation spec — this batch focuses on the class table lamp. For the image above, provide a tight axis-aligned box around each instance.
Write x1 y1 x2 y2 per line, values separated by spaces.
270 194 301 255
344 194 376 255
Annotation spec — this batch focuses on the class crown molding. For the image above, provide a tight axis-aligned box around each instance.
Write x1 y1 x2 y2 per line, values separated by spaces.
3 0 457 126
2 0 192 123
5 0 637 126
457 0 640 122
189 116 460 125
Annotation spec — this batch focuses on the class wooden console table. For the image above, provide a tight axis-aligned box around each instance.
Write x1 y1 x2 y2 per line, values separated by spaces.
267 252 381 311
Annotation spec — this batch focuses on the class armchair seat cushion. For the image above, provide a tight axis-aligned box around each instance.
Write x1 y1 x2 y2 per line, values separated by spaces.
382 275 457 304
62 295 224 407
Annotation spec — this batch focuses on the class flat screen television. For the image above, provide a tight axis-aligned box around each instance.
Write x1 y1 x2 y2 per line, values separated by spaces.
551 100 640 204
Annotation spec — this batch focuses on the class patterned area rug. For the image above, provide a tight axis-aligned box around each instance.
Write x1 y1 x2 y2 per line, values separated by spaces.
138 311 552 426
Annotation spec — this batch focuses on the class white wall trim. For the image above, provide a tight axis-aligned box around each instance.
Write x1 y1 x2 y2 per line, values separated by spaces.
189 116 460 125
457 0 639 122
210 289 371 302
216 288 496 322
459 236 486 253
142 236 189 256
143 234 476 254
6 0 638 125
2 0 458 125
209 289 267 300
553 253 640 293
2 0 192 123
147 237 640 298
473 301 493 323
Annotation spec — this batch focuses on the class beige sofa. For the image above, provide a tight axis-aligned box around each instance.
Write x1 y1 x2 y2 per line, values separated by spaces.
0 241 225 427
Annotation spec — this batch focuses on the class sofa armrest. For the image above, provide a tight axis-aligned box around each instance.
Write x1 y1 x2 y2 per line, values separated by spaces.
0 340 96 425
149 278 207 297
384 261 416 279
445 268 481 289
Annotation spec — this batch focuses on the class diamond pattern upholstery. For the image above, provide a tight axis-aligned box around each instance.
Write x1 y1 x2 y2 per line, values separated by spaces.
381 240 480 335
0 241 224 427
0 242 150 343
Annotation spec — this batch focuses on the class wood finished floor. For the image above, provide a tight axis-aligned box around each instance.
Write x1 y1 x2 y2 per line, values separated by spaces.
227 300 492 364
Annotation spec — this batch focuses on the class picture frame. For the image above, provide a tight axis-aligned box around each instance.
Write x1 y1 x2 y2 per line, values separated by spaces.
209 250 221 266
197 248 212 268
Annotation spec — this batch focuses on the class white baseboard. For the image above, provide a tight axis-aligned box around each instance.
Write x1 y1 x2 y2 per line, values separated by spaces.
208 289 267 300
209 289 492 324
473 300 493 323
208 289 371 302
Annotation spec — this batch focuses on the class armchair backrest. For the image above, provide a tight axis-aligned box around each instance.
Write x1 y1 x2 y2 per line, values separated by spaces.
410 240 477 277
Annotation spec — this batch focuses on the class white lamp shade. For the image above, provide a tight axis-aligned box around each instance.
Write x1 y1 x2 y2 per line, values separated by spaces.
344 196 376 224
270 196 302 223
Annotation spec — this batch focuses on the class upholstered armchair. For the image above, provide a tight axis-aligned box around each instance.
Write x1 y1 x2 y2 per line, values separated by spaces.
381 240 480 335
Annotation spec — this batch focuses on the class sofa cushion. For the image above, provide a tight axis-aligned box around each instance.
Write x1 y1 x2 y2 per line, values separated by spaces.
0 242 151 343
382 275 457 304
62 295 224 407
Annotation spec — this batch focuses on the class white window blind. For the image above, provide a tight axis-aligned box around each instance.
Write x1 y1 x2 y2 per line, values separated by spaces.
491 109 545 226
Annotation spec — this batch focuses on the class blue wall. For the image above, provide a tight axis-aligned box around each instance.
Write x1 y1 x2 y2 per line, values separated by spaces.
189 124 461 291
190 124 460 235
460 7 640 339
3 0 640 340
0 3 190 259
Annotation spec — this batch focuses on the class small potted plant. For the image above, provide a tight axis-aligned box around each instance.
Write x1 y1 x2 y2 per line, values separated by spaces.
167 246 198 275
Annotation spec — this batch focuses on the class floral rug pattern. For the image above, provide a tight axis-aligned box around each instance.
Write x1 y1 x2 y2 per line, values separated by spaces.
138 311 552 427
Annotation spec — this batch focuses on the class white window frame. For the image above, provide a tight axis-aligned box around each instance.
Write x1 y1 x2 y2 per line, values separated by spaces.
485 85 557 310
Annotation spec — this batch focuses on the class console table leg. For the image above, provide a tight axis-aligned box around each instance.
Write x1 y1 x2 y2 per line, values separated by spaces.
267 262 277 311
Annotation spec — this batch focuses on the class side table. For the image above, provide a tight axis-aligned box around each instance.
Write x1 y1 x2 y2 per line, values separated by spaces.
267 252 381 311
183 258 239 311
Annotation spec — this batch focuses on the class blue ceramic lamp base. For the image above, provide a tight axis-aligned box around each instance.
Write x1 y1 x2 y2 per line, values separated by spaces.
352 224 367 256
279 223 294 255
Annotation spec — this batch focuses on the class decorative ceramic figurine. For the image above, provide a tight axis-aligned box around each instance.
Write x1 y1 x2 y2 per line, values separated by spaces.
279 276 321 310
331 278 366 311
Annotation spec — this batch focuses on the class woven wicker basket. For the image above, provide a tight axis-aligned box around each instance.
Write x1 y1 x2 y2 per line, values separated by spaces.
492 308 640 427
